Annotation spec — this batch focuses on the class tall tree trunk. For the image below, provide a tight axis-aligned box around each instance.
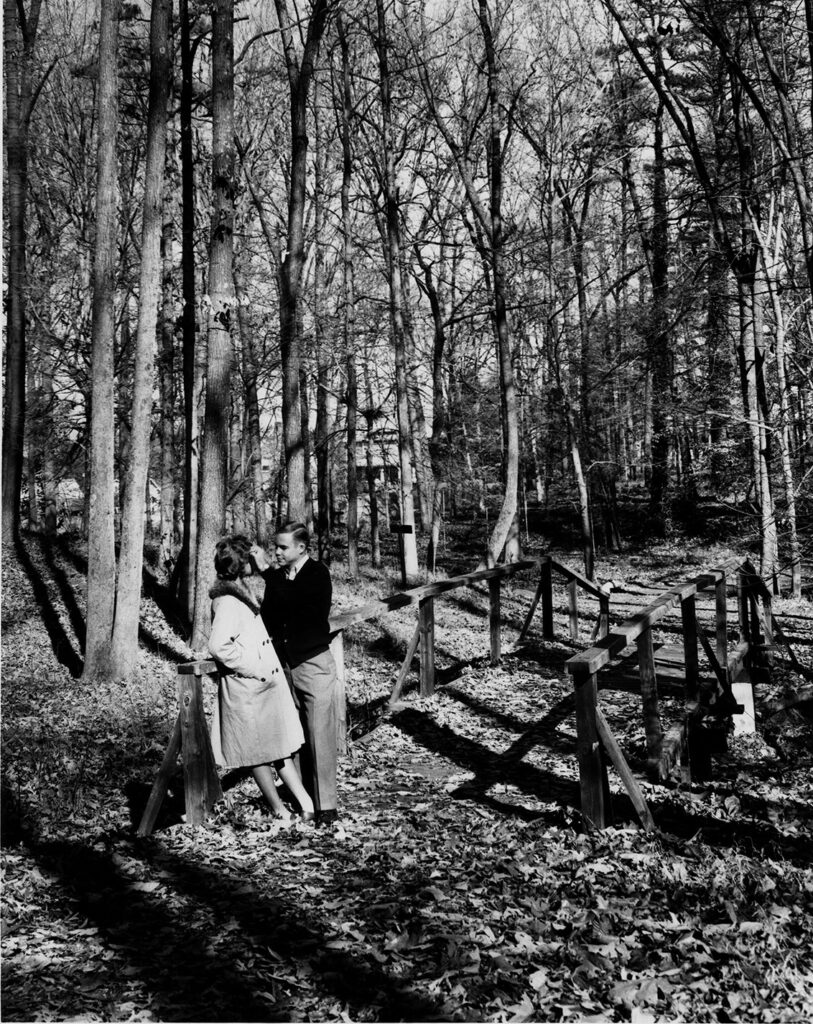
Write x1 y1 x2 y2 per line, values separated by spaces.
362 356 382 570
374 0 418 579
41 337 57 536
707 238 731 480
750 272 778 587
478 0 520 566
83 0 120 681
400 264 433 530
763 243 802 597
26 358 39 532
110 0 171 677
337 15 358 576
2 0 43 541
312 73 333 561
648 100 671 530
235 268 268 546
191 0 235 648
175 0 199 621
414 245 449 573
158 120 177 571
300 363 314 532
273 0 331 524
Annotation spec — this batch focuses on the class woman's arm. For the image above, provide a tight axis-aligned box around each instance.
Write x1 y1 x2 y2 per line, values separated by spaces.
208 597 281 679
207 598 249 671
250 543 271 572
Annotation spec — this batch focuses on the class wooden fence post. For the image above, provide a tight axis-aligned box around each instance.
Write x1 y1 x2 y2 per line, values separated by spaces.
518 559 552 643
595 708 655 831
762 590 774 660
573 668 607 829
715 575 728 677
637 626 663 778
329 631 348 754
389 624 421 704
489 577 501 665
567 579 579 642
598 590 610 640
541 559 554 639
680 593 699 702
177 669 223 825
737 567 751 646
418 596 436 696
137 716 182 837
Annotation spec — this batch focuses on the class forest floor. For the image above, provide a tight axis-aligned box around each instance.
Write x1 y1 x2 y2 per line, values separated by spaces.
2 524 813 1023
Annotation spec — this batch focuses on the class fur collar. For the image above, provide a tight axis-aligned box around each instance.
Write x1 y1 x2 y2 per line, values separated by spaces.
209 579 261 614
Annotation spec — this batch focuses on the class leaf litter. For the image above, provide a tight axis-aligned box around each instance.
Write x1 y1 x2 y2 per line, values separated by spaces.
2 536 813 1021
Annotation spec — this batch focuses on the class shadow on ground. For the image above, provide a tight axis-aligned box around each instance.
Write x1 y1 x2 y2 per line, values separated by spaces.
4 816 454 1023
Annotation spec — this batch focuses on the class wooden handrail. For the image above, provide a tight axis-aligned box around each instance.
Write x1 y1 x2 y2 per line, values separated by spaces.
329 555 609 634
328 559 541 633
551 561 609 601
566 558 747 677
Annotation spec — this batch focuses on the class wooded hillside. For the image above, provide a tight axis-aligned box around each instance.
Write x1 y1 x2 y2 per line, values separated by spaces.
3 0 812 676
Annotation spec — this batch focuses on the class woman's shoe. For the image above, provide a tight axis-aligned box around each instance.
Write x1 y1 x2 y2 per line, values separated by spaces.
300 810 316 823
270 809 296 823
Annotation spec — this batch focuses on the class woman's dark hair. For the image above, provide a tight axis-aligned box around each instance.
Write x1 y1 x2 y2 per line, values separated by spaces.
277 521 310 549
214 534 252 580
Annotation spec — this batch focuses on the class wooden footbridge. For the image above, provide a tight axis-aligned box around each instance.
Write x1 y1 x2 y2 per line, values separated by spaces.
139 553 787 836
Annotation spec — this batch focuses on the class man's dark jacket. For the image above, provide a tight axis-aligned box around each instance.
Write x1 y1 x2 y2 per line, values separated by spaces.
260 559 332 668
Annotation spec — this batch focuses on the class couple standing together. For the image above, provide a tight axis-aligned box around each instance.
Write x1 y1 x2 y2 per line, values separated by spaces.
206 523 339 826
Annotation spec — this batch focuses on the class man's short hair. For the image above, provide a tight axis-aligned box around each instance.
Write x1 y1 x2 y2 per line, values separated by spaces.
277 521 310 549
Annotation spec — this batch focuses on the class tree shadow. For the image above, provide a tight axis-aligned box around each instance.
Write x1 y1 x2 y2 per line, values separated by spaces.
123 777 186 834
13 535 84 678
388 705 590 820
390 703 813 864
141 564 191 640
441 686 577 760
54 537 192 664
39 535 87 650
136 623 193 665
9 824 453 1023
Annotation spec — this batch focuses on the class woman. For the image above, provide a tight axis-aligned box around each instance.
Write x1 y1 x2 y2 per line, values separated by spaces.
207 534 315 822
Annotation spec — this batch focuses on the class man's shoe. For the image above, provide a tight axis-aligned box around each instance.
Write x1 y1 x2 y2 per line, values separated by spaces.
317 809 338 826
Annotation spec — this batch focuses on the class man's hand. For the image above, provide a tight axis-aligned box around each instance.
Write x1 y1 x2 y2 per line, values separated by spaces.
250 543 271 572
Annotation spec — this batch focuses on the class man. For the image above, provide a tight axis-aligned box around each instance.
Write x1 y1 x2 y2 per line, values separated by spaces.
250 524 338 825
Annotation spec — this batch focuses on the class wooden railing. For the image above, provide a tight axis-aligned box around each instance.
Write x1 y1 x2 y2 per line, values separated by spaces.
328 555 613 716
565 557 776 830
145 553 752 836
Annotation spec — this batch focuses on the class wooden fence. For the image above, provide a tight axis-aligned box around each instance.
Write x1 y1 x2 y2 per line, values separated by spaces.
565 557 777 829
138 554 783 837
327 555 612 718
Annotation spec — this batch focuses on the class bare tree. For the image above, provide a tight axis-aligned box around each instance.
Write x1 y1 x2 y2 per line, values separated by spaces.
374 0 420 578
191 0 236 648
2 0 47 541
272 0 333 524
83 0 120 681
110 0 172 677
